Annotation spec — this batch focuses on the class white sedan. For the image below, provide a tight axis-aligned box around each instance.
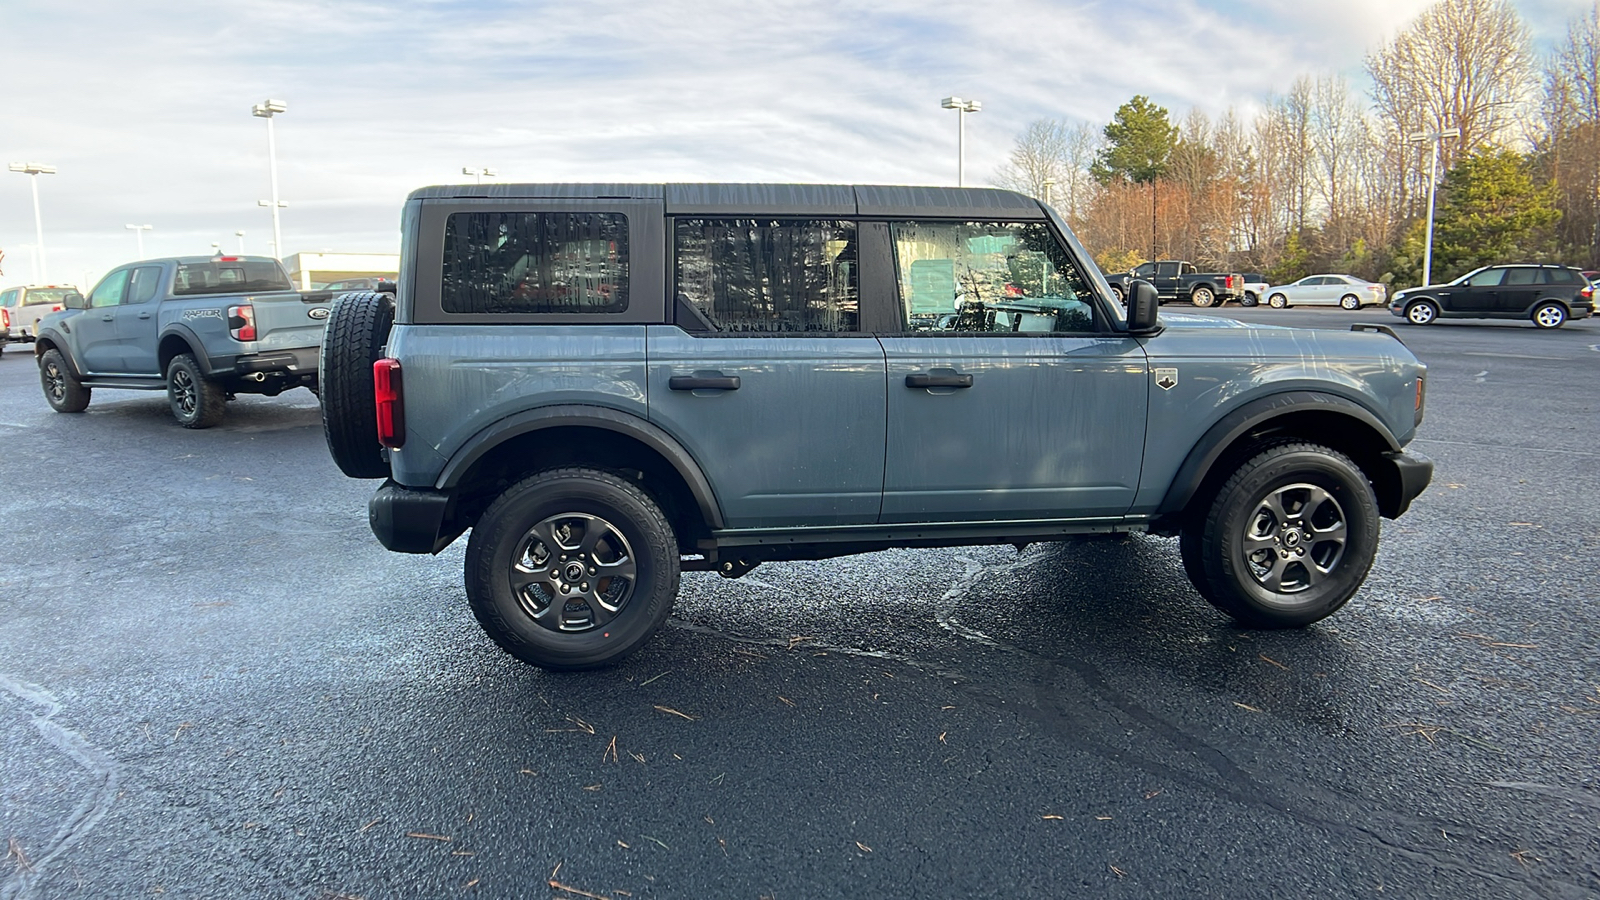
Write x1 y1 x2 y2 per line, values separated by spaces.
1263 274 1388 309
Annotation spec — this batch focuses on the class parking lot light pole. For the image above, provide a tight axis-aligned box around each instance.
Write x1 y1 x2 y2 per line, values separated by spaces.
1407 126 1459 288
940 97 981 187
252 99 288 259
125 223 152 258
462 167 497 185
9 162 56 281
235 230 246 253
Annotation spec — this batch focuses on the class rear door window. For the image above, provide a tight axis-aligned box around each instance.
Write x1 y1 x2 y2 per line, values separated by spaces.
127 266 163 303
674 219 857 332
441 212 629 314
1503 268 1540 286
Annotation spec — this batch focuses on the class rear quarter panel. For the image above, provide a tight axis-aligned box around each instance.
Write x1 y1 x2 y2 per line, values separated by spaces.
383 324 649 487
1129 323 1421 513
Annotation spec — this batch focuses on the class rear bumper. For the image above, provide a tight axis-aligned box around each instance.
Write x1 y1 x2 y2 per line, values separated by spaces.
369 479 461 554
233 347 318 375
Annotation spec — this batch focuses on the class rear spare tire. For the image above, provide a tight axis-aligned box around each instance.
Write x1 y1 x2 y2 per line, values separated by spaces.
319 291 394 478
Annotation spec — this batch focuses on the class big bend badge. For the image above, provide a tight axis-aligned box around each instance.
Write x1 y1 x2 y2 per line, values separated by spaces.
1155 368 1178 391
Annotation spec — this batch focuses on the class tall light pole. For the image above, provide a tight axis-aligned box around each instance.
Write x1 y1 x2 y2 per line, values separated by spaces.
125 223 153 258
9 162 56 281
1041 179 1057 207
940 97 981 187
1408 126 1459 287
252 98 288 259
235 230 246 253
462 167 497 184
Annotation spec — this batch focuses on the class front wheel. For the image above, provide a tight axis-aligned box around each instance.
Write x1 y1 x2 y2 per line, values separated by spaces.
1531 302 1567 329
466 467 680 670
1340 294 1361 310
40 348 90 413
166 353 225 428
1405 300 1438 325
1268 293 1289 309
1191 287 1216 308
1181 442 1379 628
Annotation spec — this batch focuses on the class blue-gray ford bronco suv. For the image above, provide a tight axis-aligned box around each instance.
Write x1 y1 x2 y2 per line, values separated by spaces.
318 183 1432 670
34 255 333 428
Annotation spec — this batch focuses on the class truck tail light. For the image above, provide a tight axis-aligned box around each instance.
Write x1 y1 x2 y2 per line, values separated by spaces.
1415 372 1427 425
373 358 405 449
1 308 9 329
227 304 257 341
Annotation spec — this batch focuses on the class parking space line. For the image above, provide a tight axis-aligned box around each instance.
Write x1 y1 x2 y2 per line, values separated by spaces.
1461 351 1570 361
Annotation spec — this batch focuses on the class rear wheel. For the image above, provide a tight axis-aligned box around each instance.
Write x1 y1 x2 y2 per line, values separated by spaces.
1405 300 1438 325
1531 302 1567 329
319 291 395 478
1191 287 1216 308
1110 285 1125 305
466 467 680 670
167 353 225 428
1181 442 1379 628
1340 294 1361 310
39 349 90 413
1241 292 1258 307
1268 293 1289 309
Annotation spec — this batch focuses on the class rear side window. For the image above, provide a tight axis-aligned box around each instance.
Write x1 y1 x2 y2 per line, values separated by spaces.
674 219 858 332
173 260 292 296
441 212 629 315
0 290 17 308
128 267 163 303
1504 268 1540 285
1543 268 1579 284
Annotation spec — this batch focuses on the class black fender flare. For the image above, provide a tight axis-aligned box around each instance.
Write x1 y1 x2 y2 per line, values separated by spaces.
437 404 726 531
1157 391 1402 517
157 324 210 375
33 327 84 377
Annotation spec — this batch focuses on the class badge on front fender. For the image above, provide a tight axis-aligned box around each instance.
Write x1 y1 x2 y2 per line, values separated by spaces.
1155 367 1178 390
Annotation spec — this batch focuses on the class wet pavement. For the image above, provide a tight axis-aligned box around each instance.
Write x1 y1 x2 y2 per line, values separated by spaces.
1 310 1597 899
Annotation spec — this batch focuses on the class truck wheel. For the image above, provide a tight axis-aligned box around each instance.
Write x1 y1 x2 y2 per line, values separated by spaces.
319 291 394 478
1531 302 1567 329
1241 292 1258 307
1181 442 1379 629
466 467 680 671
40 349 90 413
1268 293 1289 309
1191 287 1216 307
167 353 225 428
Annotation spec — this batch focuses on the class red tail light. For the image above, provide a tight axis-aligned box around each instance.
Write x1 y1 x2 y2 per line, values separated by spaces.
1582 285 1594 300
373 358 405 449
50 305 63 312
1 308 9 329
227 304 257 341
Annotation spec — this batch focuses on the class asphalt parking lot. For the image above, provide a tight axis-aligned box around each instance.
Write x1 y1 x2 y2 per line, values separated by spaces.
1 307 1597 899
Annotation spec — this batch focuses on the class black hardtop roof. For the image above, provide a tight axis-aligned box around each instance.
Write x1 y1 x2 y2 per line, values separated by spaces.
404 183 1044 218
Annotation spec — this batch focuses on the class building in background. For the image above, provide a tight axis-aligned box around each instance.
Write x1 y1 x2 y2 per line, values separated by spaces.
283 252 399 290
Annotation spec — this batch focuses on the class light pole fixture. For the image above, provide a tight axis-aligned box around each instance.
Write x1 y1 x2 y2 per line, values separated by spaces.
252 98 289 259
235 230 246 253
125 223 153 258
9 162 57 281
1041 179 1057 207
462 167 498 185
940 97 981 187
211 242 222 256
1407 126 1460 287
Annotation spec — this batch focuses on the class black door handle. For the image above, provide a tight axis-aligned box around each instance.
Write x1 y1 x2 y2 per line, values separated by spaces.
905 373 973 389
137 312 151 319
669 375 741 391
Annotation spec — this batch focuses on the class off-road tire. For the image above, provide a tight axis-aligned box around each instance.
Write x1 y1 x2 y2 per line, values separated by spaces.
1269 293 1289 309
40 348 90 413
1191 286 1216 308
167 353 225 428
319 291 395 478
1531 302 1567 329
466 467 680 670
1181 442 1379 629
1340 294 1361 310
1405 299 1438 325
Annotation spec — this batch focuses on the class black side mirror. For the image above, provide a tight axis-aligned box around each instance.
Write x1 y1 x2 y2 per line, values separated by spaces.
1126 280 1160 333
62 291 89 310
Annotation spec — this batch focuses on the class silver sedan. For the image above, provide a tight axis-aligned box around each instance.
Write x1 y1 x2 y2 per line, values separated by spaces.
1263 274 1388 309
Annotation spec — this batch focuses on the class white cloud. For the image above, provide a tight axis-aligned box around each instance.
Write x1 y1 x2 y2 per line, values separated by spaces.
0 0 1592 287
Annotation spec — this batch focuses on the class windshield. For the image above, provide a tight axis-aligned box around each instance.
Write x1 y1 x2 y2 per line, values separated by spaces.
21 288 73 306
1043 206 1126 327
172 259 292 296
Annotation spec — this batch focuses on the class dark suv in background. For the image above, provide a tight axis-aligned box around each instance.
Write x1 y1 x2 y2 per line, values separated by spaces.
1391 264 1594 328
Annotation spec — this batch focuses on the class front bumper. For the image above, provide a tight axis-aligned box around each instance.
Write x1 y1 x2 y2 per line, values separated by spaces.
1381 449 1434 518
369 479 461 554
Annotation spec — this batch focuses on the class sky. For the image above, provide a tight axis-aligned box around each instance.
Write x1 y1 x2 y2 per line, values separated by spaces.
2 0 1595 290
